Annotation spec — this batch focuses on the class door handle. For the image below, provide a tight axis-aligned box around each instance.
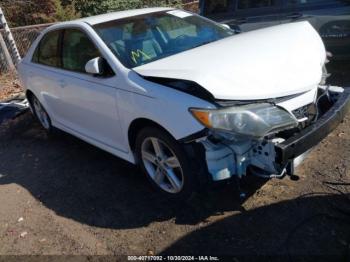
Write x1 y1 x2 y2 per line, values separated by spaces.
58 79 67 88
286 13 302 19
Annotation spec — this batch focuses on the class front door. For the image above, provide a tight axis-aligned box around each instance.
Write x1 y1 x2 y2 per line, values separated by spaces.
55 29 126 152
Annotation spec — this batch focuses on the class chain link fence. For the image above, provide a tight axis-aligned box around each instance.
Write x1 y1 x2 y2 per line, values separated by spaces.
0 23 51 101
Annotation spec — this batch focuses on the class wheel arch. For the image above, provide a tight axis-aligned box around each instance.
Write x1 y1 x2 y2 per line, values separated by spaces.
128 118 176 152
26 89 35 100
25 89 35 110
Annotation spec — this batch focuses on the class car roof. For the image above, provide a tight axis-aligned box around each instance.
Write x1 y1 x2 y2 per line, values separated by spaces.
74 7 174 25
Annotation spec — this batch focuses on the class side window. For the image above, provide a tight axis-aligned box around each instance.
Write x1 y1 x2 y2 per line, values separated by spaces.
33 30 61 67
62 29 101 73
237 0 277 9
204 0 231 15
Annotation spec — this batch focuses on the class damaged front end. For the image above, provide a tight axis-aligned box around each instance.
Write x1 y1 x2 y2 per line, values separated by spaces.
186 86 350 182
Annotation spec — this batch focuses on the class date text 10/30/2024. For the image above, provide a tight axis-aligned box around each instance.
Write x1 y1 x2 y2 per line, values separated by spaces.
128 256 220 261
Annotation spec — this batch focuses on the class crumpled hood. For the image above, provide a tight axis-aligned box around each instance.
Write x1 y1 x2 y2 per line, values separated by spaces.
134 21 326 100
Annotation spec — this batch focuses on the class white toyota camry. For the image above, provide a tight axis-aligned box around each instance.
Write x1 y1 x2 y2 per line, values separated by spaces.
18 7 350 199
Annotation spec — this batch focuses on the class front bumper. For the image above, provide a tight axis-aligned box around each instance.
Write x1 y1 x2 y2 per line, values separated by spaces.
188 87 350 182
275 88 350 164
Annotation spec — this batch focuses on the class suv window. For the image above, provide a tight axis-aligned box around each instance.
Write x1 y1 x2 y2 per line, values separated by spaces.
33 30 61 67
237 0 277 9
62 29 101 73
287 0 336 5
204 0 231 15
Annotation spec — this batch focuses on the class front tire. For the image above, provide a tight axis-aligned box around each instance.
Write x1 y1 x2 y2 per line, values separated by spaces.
135 127 197 200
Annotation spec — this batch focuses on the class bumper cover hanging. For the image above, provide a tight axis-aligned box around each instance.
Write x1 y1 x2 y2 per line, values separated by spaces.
276 88 350 164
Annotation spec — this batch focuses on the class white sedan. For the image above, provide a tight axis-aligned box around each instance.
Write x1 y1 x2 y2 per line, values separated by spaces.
18 7 350 199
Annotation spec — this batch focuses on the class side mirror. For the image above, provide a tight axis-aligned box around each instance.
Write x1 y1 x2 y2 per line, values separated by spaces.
221 23 242 34
85 57 105 76
221 23 231 30
230 24 242 34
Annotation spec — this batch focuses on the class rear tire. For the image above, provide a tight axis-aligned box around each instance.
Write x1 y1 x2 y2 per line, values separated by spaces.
30 95 54 135
135 127 198 200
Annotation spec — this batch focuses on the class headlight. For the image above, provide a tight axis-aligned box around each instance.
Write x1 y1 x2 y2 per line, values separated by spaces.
190 103 298 138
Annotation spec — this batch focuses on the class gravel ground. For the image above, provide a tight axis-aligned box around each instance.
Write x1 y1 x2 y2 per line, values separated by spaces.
0 62 349 260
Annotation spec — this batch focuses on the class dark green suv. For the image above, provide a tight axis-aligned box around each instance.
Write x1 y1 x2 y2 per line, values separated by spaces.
200 0 350 60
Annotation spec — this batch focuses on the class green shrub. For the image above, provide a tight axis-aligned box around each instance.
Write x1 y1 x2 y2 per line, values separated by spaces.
75 0 183 17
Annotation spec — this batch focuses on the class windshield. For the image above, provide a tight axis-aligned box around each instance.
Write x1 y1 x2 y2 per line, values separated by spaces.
93 10 234 68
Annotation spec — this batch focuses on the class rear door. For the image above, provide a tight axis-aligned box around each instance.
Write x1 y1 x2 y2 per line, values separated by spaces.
233 0 283 31
29 30 64 118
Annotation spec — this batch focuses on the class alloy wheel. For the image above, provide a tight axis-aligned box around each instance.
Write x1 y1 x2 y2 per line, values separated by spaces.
141 137 184 194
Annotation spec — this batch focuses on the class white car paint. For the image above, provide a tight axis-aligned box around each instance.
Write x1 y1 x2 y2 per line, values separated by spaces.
134 21 326 100
17 8 330 179
18 17 214 164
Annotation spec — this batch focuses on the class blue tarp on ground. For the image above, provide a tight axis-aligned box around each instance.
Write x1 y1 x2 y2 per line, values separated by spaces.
0 98 28 124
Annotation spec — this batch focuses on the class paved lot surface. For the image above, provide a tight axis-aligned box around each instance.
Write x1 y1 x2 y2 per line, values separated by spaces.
0 62 349 259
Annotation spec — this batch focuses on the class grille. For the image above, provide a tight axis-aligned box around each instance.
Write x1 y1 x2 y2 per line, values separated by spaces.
292 104 317 124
